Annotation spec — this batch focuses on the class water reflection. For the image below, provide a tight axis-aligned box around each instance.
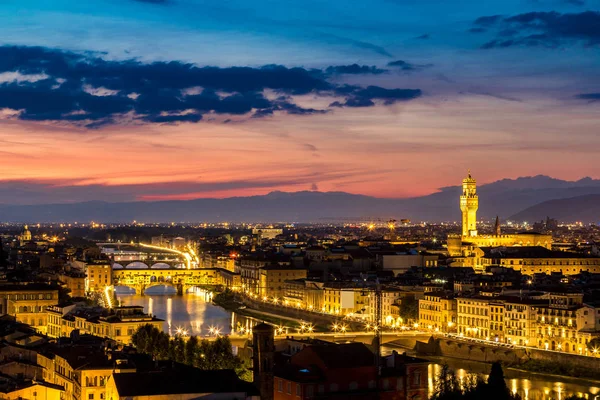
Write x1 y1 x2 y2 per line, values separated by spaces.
115 285 245 336
426 362 600 400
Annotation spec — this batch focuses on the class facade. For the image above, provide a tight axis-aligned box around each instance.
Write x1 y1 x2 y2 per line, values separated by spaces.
85 262 113 294
261 266 308 300
59 271 86 298
0 284 59 334
47 305 163 345
38 348 136 400
379 253 439 276
418 292 457 332
252 228 284 240
447 172 552 264
456 296 493 339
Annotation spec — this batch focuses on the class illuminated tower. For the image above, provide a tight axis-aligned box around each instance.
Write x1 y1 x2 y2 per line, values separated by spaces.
460 171 478 237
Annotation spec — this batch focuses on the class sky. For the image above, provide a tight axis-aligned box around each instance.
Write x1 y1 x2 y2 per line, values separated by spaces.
0 0 599 204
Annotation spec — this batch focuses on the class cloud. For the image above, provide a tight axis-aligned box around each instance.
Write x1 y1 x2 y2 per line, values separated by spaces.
386 60 431 71
576 93 600 101
330 86 421 107
415 34 430 40
325 64 388 75
473 11 600 48
0 45 422 127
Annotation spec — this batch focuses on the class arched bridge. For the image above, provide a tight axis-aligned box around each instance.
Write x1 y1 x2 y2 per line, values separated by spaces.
113 266 223 295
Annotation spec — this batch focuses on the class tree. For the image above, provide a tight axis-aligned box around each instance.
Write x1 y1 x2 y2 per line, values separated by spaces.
431 363 519 400
399 297 419 322
130 325 251 381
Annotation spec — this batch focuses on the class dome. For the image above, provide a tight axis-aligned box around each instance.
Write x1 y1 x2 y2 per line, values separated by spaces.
150 262 171 269
126 261 149 269
112 263 124 269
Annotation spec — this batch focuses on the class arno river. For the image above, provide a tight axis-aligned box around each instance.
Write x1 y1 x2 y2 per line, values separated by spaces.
116 288 600 400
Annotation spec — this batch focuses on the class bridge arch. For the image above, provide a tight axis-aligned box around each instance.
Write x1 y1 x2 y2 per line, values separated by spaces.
150 262 171 269
112 263 124 269
126 261 150 269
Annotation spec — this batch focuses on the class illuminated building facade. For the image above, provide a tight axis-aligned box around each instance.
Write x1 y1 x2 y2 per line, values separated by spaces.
0 284 59 334
418 292 457 333
448 172 552 271
47 305 163 344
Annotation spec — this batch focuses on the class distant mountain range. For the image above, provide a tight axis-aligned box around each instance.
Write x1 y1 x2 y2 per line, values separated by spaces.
1 175 599 223
509 194 600 223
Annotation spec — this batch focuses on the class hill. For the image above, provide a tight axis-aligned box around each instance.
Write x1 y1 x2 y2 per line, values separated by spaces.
509 194 600 223
1 175 600 222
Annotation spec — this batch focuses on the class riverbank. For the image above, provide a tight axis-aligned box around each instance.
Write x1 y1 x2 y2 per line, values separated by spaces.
416 336 600 381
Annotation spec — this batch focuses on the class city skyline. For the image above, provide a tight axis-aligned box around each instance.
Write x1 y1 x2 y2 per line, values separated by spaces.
1 0 600 203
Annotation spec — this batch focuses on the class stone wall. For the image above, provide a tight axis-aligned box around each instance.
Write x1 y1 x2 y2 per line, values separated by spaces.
415 337 600 371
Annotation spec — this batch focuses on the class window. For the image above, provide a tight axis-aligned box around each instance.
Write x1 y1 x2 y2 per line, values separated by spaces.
368 380 376 389
296 385 301 397
349 382 358 390
278 379 283 392
318 385 324 394
306 385 314 397
413 370 422 385
287 382 292 394
89 395 94 400
330 383 338 392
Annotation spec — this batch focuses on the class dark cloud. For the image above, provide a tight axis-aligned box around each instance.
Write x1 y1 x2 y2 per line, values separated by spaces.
415 34 430 40
386 60 431 71
473 11 600 48
576 93 600 101
325 64 388 75
330 86 421 107
0 45 422 127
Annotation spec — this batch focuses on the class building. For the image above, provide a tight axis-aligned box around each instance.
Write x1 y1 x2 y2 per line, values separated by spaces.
85 261 113 294
105 368 255 400
283 280 324 311
418 292 457 332
273 343 428 400
535 293 583 353
47 305 163 345
378 253 439 276
260 265 307 300
0 284 59 334
38 347 136 400
252 228 284 240
59 271 86 298
456 295 493 339
447 172 552 264
477 246 600 275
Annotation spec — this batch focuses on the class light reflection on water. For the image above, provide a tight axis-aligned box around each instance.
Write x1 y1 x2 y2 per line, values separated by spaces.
115 285 254 336
426 363 600 400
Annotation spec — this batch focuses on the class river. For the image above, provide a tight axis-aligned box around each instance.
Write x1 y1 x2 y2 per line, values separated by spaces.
117 287 600 400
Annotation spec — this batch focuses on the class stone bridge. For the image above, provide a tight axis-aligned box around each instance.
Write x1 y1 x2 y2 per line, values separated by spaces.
112 266 223 295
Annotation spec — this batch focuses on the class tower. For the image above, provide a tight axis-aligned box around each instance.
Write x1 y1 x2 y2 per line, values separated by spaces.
460 171 478 237
495 216 501 236
252 322 274 400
